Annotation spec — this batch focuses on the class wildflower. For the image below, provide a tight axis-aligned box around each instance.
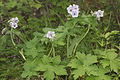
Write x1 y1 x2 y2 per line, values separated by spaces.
67 4 79 18
8 17 19 28
8 17 19 23
45 31 55 40
9 22 18 29
72 4 79 11
92 10 104 20
67 5 73 14
71 10 79 18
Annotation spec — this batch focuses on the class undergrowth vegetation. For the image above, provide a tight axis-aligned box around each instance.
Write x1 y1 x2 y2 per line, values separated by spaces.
0 0 120 80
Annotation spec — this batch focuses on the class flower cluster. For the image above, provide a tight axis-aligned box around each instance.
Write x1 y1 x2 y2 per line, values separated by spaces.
67 4 79 18
45 31 55 40
92 10 104 20
8 17 19 29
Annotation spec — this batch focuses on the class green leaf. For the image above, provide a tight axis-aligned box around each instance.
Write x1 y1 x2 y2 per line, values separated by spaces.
21 70 37 78
68 59 81 68
35 63 48 71
69 53 98 79
84 54 97 66
54 65 67 75
26 37 39 48
94 66 111 80
25 48 38 58
42 55 52 64
76 52 97 66
44 71 54 80
76 52 86 62
52 56 61 65
100 60 110 68
72 67 85 80
86 65 98 76
110 59 120 72
107 52 118 60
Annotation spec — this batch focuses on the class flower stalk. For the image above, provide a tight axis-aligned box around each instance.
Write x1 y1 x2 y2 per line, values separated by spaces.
73 25 90 55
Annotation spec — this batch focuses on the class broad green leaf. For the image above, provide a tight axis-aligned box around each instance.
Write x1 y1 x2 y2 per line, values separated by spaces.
25 48 38 58
84 54 97 66
35 63 48 71
54 65 67 75
76 52 97 66
44 71 54 80
107 52 118 60
110 59 120 72
76 52 86 62
42 55 52 64
26 37 38 48
100 60 110 68
21 70 37 78
52 56 61 65
72 67 85 80
68 59 81 68
86 65 98 76
69 52 98 79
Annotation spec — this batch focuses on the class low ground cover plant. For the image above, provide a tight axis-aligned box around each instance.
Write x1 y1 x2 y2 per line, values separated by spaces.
0 0 120 80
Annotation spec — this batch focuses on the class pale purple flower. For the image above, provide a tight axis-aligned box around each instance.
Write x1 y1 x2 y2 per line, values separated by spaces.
67 5 73 14
8 17 19 28
71 10 79 18
92 10 104 20
9 22 18 29
95 10 104 18
8 17 19 23
45 31 55 40
67 4 79 18
72 4 79 11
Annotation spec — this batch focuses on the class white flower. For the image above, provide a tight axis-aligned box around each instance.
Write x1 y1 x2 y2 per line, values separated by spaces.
8 17 19 23
45 31 55 40
95 10 104 18
67 4 79 18
9 22 18 29
71 10 79 17
92 10 104 20
8 17 19 28
72 4 79 11
67 5 73 14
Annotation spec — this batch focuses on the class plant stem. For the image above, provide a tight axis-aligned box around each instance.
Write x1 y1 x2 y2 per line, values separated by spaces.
10 28 26 61
19 49 26 60
52 44 55 57
48 45 53 56
10 28 16 46
67 35 70 58
73 26 90 55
